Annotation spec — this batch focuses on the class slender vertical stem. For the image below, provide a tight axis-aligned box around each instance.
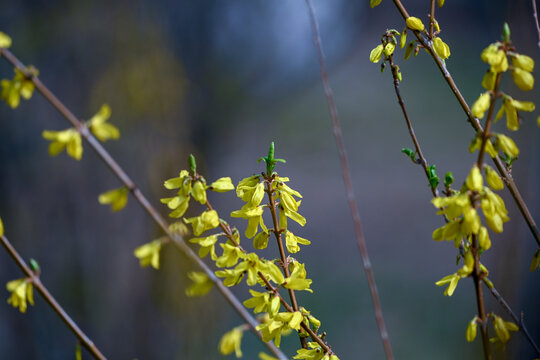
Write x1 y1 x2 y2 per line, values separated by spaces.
429 0 436 39
264 178 306 349
0 48 287 360
533 0 540 48
304 1 394 359
471 243 492 360
1 235 106 360
476 74 502 169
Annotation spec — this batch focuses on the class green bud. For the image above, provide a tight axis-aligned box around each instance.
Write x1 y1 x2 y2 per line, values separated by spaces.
189 154 197 173
30 258 40 272
502 22 511 43
444 172 454 187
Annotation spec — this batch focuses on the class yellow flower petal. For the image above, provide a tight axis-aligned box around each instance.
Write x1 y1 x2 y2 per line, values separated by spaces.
0 32 12 48
406 17 425 31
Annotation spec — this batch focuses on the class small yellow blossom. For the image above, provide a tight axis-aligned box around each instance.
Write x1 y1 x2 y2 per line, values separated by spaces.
369 44 384 63
400 29 407 49
496 134 519 158
168 221 190 236
433 37 450 59
0 32 12 48
98 187 128 211
185 271 213 296
1 69 36 108
285 231 311 253
370 0 382 7
466 318 478 342
471 92 491 119
259 353 280 360
383 42 396 57
253 231 270 249
190 234 219 260
511 54 534 72
406 17 425 31
133 239 162 269
284 261 312 292
42 128 83 160
478 226 491 250
231 205 267 239
492 315 518 345
466 165 483 192
87 104 120 142
219 327 244 358
495 95 535 131
481 70 496 90
0 215 4 236
484 165 503 190
511 68 534 91
481 43 508 73
216 243 244 268
192 180 207 204
184 210 220 236
210 177 234 192
6 278 34 313
530 250 540 271
435 273 461 296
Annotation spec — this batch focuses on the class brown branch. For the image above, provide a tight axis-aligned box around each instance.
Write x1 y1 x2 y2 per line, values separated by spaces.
1 235 106 359
533 0 540 48
388 55 439 198
389 0 540 250
304 1 394 359
0 48 287 360
429 0 436 39
264 177 306 349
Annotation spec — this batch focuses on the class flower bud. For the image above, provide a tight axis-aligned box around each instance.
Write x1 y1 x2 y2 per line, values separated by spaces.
433 37 450 59
484 165 504 190
370 44 384 63
511 68 534 91
512 54 534 72
406 17 425 31
471 92 491 119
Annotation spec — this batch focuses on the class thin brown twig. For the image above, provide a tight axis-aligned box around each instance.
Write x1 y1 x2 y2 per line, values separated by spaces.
429 0 436 39
0 48 287 360
304 1 394 359
265 177 307 349
533 0 540 48
1 235 106 360
386 50 539 355
390 0 540 249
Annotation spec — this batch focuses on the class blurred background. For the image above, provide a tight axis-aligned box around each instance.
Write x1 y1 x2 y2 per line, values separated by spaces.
0 0 538 359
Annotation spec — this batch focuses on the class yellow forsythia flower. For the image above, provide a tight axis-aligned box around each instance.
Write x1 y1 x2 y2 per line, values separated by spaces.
184 210 220 236
406 17 425 31
383 42 396 57
42 128 83 160
370 0 382 8
493 315 518 345
185 271 213 296
435 273 461 296
512 54 534 72
531 251 540 271
168 221 190 236
253 231 270 249
1 69 36 109
231 205 267 239
369 44 384 63
0 215 4 236
98 187 128 211
400 29 407 49
478 226 491 250
471 92 491 119
481 44 508 73
484 165 503 190
218 327 244 358
209 177 234 192
466 165 483 192
466 318 478 342
511 68 534 91
133 239 162 269
6 278 34 313
433 37 450 59
284 261 312 292
437 0 445 7
192 180 207 204
285 231 311 253
481 71 496 90
87 104 120 142
0 31 12 48
495 96 535 131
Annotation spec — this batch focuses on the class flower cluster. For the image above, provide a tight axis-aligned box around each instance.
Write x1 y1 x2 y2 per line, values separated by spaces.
136 148 336 359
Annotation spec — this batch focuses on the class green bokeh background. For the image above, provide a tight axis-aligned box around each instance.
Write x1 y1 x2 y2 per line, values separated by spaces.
0 0 538 359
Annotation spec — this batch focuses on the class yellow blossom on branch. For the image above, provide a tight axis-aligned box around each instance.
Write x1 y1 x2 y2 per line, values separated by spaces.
1 68 36 108
0 31 12 48
42 128 83 160
433 37 450 60
209 177 234 192
6 278 34 313
133 239 163 269
185 271 213 297
87 104 120 142
98 186 128 211
218 326 244 358
184 210 220 236
406 17 425 31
